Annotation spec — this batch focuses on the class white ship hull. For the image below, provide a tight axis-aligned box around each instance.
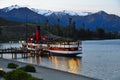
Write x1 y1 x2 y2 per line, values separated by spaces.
48 50 82 56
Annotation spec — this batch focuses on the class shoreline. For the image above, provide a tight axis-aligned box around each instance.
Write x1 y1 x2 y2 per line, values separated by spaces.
0 58 99 80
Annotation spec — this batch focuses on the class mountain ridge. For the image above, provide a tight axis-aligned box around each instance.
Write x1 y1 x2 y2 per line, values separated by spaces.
0 5 92 16
0 5 120 32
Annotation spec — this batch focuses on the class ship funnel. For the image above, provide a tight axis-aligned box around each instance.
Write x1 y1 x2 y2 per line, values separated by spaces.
35 26 41 41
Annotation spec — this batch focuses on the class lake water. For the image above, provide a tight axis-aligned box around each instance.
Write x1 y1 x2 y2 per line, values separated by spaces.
0 39 120 80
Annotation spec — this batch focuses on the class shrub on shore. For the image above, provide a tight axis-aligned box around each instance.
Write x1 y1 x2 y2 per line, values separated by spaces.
19 65 36 72
7 63 18 69
4 69 43 80
0 70 6 77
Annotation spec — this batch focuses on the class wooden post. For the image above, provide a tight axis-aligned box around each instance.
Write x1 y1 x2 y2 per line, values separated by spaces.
2 53 3 58
21 53 23 58
26 53 28 58
14 53 17 59
0 53 3 58
24 53 27 58
12 53 14 59
22 53 24 58
23 53 25 58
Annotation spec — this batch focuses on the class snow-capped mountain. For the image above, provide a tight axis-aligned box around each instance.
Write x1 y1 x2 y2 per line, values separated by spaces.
59 10 90 16
30 8 53 16
1 5 90 16
30 9 90 16
1 5 21 12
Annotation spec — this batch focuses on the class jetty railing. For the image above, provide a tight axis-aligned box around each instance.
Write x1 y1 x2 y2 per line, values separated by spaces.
0 47 49 59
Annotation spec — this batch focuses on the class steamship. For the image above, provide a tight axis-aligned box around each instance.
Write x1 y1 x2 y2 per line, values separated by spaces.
21 26 82 56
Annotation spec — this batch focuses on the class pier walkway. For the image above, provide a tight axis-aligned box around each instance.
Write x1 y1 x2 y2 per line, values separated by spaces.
0 48 47 58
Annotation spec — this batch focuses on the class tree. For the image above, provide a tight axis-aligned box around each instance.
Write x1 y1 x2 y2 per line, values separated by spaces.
0 26 2 35
77 27 86 39
69 17 72 26
44 19 49 31
57 18 60 26
95 27 105 39
70 21 77 39
87 29 95 39
45 19 49 26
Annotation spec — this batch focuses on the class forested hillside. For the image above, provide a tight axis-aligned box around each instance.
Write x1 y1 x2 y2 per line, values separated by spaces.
0 18 120 42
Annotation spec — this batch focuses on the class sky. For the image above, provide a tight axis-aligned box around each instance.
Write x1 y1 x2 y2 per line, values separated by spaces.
0 0 120 16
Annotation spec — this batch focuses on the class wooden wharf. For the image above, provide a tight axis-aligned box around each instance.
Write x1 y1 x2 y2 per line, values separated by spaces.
0 48 48 59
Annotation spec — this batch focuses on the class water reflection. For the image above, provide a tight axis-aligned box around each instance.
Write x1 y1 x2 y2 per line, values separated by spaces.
68 58 81 73
28 56 81 74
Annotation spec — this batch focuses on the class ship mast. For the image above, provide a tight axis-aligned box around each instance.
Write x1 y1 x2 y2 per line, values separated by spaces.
25 14 28 42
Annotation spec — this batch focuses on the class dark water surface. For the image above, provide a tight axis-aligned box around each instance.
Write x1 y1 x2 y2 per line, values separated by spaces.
1 39 120 80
